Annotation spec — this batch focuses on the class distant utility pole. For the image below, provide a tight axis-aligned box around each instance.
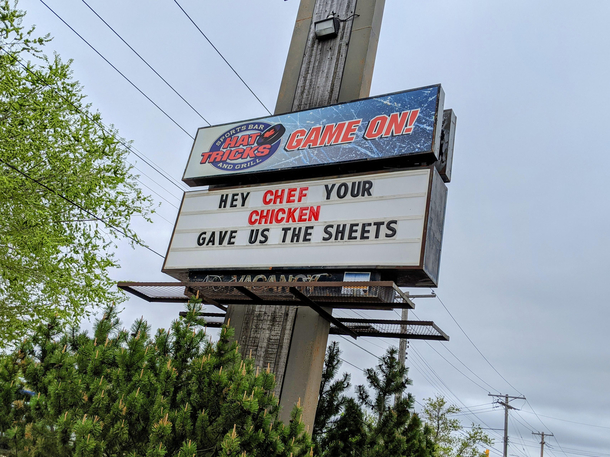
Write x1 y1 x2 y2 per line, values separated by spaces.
532 431 554 457
395 293 434 405
489 393 526 457
395 307 408 405
396 293 435 370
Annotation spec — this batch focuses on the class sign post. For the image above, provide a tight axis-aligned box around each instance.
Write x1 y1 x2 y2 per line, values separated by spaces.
120 0 456 433
226 0 387 428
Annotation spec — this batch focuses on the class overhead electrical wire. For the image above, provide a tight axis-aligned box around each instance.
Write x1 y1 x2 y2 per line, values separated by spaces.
549 446 610 457
522 400 569 457
421 339 490 392
519 410 610 430
134 175 181 210
391 308 497 393
2 48 184 233
0 158 165 259
130 165 182 206
425 295 596 456
436 341 499 392
80 0 211 126
1 48 188 197
341 308 506 442
342 304 570 457
20 5 608 455
434 292 524 396
345 325 505 443
39 0 195 140
509 415 534 457
335 324 507 451
0 50 179 253
408 344 499 431
172 0 273 115
513 410 544 437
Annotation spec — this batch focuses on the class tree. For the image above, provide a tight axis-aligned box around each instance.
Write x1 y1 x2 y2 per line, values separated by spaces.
313 344 435 457
0 0 153 347
422 395 494 457
312 341 351 451
0 298 313 456
357 347 433 457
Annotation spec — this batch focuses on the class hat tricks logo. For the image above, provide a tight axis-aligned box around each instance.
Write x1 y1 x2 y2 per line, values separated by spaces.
200 122 285 171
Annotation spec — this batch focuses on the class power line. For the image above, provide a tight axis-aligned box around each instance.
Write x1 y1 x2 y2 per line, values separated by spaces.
511 416 536 457
548 446 610 457
435 292 524 395
80 0 211 126
422 339 491 392
130 164 183 204
39 0 195 140
520 410 610 430
172 0 272 115
337 354 425 409
335 335 504 453
0 157 165 259
511 413 536 434
386 310 504 441
338 356 364 372
1 48 189 197
513 410 545 437
523 401 568 457
391 308 497 393
510 416 532 457
437 341 500 392
134 174 180 210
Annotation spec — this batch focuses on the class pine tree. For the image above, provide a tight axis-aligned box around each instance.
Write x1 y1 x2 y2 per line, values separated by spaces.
0 298 313 456
320 398 366 457
312 341 351 452
358 347 413 457
313 345 436 457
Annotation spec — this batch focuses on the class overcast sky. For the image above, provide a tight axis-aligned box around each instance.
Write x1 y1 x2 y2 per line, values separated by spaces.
18 0 610 456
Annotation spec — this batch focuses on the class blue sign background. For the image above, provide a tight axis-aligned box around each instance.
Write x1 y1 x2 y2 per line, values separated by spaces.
183 84 443 185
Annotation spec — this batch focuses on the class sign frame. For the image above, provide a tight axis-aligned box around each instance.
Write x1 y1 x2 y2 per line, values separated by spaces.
163 166 448 287
182 85 445 187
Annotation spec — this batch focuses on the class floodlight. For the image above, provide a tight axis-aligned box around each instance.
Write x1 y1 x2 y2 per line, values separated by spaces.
314 17 340 40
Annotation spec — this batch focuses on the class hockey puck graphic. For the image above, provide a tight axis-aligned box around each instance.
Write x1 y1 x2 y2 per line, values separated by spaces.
257 123 286 146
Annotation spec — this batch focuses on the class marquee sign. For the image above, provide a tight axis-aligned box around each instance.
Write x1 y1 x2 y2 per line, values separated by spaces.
164 167 448 287
182 85 444 186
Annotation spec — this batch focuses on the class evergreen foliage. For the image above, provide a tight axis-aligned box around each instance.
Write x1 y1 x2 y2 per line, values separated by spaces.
312 341 350 451
313 343 435 457
0 298 313 456
0 0 153 347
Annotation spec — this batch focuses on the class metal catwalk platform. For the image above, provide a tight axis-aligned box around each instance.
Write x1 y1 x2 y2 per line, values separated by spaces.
118 281 449 341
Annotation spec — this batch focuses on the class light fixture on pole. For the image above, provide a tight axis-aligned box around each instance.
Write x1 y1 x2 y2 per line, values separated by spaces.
314 16 340 40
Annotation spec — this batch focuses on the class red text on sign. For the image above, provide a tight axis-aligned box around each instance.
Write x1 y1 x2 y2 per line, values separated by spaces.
284 120 362 151
364 110 420 140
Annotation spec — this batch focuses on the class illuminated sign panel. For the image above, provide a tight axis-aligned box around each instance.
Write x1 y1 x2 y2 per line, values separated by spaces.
182 85 444 186
164 167 448 286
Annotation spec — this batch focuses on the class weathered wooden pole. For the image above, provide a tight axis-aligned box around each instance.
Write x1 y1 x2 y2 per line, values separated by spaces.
224 0 386 430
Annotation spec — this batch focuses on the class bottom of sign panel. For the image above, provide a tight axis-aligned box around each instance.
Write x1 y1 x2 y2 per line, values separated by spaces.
166 267 440 288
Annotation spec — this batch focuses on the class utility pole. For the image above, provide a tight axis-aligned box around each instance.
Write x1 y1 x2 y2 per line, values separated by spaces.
532 431 554 457
395 307 408 405
397 307 409 368
395 293 434 404
489 393 526 457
